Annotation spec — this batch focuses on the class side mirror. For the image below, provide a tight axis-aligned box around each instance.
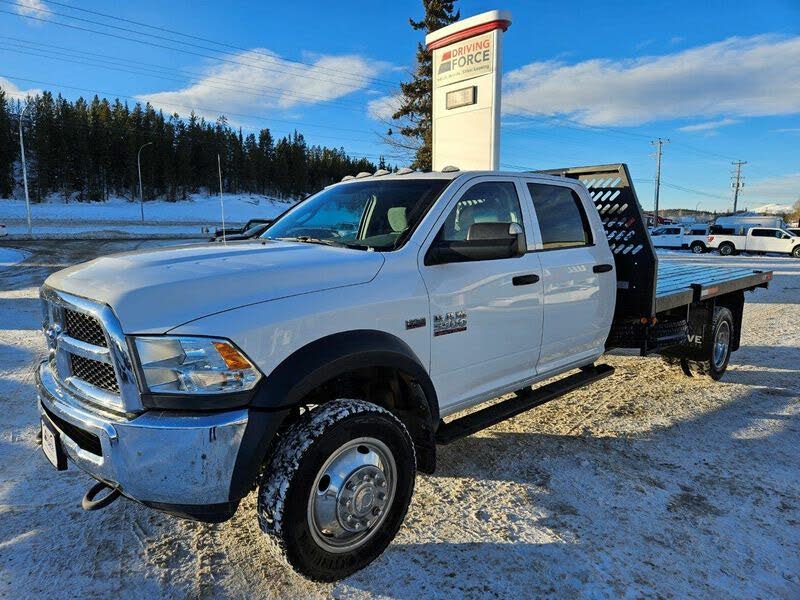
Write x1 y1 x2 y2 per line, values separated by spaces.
508 222 527 256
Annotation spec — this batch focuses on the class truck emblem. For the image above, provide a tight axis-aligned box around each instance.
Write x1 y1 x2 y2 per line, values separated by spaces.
433 311 467 337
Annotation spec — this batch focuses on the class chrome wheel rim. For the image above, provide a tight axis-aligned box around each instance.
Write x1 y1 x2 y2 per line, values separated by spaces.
307 437 397 553
713 321 730 369
692 245 703 253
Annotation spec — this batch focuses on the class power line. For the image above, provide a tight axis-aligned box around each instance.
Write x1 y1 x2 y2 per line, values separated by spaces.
17 0 401 88
0 5 392 93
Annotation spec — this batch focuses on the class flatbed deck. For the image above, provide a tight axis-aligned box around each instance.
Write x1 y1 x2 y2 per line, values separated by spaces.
655 262 773 313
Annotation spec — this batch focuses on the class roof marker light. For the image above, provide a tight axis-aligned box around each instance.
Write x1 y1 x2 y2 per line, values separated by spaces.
355 172 373 179
441 165 460 173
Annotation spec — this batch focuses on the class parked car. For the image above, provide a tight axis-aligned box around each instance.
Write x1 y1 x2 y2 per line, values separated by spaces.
707 226 800 257
212 218 273 241
36 164 772 581
213 221 272 242
649 223 710 253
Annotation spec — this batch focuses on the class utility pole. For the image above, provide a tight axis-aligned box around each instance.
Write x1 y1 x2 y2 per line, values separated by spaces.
731 160 747 213
651 138 669 225
19 102 32 236
218 153 226 246
137 141 153 223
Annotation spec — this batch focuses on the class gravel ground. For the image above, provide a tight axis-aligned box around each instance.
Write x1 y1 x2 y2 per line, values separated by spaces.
0 241 798 599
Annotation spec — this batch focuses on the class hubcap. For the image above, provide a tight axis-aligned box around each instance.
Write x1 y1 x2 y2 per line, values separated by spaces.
713 321 730 369
307 437 396 553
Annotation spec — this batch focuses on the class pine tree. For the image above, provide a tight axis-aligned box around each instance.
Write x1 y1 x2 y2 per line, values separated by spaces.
0 89 14 197
392 0 459 171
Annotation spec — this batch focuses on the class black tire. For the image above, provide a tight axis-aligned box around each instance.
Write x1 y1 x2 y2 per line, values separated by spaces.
258 399 416 582
718 242 735 256
698 307 734 380
690 242 705 254
792 245 800 259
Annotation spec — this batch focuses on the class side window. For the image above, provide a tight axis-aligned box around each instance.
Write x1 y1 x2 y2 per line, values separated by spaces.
751 228 770 237
437 181 522 242
527 183 593 250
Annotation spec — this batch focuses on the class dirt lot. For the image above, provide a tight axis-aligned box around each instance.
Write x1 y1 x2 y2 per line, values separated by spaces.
1 240 798 599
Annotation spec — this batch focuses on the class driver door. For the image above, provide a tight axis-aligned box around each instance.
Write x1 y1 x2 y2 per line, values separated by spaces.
418 177 544 414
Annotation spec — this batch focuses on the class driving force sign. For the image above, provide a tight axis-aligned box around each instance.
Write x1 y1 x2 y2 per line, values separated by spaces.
434 32 494 87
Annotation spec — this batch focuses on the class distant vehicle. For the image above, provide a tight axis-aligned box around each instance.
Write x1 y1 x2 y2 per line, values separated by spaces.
650 223 710 253
213 221 272 242
713 215 787 234
212 218 273 241
0 223 6 237
707 226 800 257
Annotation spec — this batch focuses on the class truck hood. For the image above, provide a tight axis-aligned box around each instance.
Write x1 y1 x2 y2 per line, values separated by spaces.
45 241 385 333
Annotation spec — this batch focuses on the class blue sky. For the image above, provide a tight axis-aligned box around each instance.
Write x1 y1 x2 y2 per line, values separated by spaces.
1 0 798 211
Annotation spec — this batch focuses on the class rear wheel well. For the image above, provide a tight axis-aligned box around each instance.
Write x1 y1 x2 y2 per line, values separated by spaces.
292 366 437 474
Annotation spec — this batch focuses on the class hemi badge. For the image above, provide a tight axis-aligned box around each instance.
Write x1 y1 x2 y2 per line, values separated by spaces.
405 318 426 330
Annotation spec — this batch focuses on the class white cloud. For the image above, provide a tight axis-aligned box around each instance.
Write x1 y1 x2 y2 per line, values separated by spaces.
678 118 739 132
745 172 800 203
0 77 41 101
503 35 800 126
16 0 49 18
138 48 389 122
367 94 402 122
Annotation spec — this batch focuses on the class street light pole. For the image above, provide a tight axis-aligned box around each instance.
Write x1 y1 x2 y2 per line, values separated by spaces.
19 102 32 236
137 141 153 223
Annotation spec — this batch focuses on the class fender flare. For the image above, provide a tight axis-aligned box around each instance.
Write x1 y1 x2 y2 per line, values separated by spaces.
250 329 439 421
229 330 439 500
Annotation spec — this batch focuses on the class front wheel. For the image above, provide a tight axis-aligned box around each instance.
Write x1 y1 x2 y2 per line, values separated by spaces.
792 245 800 258
258 399 416 581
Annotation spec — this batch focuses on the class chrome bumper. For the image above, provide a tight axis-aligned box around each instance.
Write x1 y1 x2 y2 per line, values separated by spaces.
36 360 249 506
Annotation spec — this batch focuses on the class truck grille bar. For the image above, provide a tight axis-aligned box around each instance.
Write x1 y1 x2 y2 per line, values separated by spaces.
40 287 142 414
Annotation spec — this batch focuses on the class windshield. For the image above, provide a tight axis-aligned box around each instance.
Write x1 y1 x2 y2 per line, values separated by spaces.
262 179 450 250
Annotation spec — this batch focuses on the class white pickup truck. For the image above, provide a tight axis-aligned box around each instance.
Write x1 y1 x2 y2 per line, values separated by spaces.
707 225 800 257
650 223 710 253
36 164 772 581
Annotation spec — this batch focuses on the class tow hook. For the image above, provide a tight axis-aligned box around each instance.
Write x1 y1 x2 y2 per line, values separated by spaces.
81 481 122 511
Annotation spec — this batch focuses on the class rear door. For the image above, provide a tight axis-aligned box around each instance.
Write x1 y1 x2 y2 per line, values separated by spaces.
523 179 615 374
418 177 544 413
749 228 785 252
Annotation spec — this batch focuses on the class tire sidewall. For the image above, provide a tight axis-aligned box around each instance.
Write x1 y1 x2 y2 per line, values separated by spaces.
719 243 733 256
792 245 800 258
708 308 733 380
279 412 416 581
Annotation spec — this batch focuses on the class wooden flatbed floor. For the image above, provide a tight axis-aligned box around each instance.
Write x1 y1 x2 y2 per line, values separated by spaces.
655 262 773 313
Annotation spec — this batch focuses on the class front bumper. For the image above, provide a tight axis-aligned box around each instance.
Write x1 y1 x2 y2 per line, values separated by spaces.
36 359 250 510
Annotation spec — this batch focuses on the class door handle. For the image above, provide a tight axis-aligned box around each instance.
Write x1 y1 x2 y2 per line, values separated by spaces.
593 264 614 273
512 274 540 286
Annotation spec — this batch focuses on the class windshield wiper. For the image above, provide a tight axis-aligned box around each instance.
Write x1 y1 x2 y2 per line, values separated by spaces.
273 236 367 250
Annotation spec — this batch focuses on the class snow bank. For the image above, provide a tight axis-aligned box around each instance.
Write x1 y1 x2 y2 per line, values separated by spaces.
0 193 295 225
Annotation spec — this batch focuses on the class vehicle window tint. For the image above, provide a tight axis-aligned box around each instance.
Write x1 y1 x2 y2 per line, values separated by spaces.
438 182 522 242
527 183 593 250
751 229 770 237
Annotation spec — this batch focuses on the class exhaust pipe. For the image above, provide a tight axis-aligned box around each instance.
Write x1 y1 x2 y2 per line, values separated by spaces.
81 481 122 511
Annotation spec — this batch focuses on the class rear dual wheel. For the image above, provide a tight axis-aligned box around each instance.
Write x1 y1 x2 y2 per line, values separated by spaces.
668 307 733 380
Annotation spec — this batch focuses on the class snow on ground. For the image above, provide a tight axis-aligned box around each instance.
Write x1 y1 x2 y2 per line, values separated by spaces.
0 193 295 236
0 247 29 266
0 243 798 598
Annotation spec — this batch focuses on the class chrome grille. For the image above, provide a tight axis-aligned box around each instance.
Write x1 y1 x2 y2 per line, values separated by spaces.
40 286 142 414
64 309 107 347
70 354 120 394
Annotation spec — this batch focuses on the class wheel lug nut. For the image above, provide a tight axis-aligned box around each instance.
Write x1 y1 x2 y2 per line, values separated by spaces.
372 507 380 516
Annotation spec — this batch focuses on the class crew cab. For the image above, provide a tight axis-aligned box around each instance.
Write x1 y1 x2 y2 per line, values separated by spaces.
707 226 800 257
35 164 772 581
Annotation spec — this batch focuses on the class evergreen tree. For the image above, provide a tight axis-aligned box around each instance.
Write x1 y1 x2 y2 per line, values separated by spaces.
391 0 460 170
0 90 14 197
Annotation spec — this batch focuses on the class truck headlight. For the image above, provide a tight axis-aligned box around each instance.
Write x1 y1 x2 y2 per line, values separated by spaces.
133 336 261 395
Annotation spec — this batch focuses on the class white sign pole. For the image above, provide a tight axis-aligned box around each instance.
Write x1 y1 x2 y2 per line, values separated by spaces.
426 10 512 172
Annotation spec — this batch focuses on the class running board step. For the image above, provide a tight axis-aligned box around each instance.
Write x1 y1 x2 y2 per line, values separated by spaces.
435 364 615 445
